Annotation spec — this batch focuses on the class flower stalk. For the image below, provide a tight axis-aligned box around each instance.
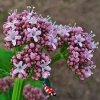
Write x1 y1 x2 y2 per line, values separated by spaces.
11 78 24 100
51 53 64 64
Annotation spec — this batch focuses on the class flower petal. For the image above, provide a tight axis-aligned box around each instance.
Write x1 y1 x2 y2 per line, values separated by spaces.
52 43 56 49
12 40 16 46
4 36 12 41
13 68 19 74
44 66 51 71
15 36 21 40
79 42 82 47
27 33 33 37
19 61 23 66
36 30 41 35
20 69 26 74
33 36 38 42
22 64 27 69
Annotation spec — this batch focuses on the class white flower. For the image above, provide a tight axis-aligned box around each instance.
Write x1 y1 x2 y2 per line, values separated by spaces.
75 34 85 47
57 25 70 36
40 61 51 71
5 22 16 29
42 71 50 79
27 27 41 42
4 30 21 46
12 19 19 24
90 41 99 49
84 50 93 60
28 17 37 24
83 65 96 78
5 19 19 29
13 61 27 74
48 35 57 49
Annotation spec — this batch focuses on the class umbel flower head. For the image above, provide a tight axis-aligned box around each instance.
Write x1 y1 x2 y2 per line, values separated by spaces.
23 84 47 100
0 77 14 92
3 7 98 80
11 43 51 80
3 7 58 52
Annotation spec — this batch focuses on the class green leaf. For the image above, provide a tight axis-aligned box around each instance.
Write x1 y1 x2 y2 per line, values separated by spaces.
7 88 13 100
0 87 13 100
24 79 43 89
0 49 14 77
0 93 7 100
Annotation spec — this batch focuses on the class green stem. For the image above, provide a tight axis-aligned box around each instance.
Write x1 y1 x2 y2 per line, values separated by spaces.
11 78 24 100
4 92 9 100
50 53 63 64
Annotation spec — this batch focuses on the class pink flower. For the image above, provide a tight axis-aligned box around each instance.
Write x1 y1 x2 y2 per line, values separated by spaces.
5 22 15 29
4 30 21 46
28 17 37 25
42 71 50 79
13 61 27 74
57 25 70 36
75 34 85 47
48 35 57 49
40 61 51 71
90 41 99 49
84 50 93 60
27 28 41 42
72 51 79 58
83 65 96 78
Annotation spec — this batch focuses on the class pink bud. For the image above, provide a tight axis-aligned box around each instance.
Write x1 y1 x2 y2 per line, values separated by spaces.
75 58 79 62
25 57 30 63
30 43 34 48
17 54 22 59
30 53 36 60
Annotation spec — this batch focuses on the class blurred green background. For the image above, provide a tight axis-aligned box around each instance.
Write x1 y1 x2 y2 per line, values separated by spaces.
0 0 100 100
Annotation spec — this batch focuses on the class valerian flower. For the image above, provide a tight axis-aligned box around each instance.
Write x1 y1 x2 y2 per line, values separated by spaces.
42 71 50 79
5 22 16 29
27 27 41 42
84 50 93 60
13 61 27 74
57 25 70 36
40 61 51 71
4 30 21 46
75 34 85 47
83 65 96 78
90 41 99 49
48 35 57 49
28 17 37 24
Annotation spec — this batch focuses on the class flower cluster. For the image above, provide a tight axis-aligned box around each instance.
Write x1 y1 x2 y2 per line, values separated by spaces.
3 7 58 52
3 7 98 80
11 43 51 80
65 27 98 80
0 77 14 92
23 84 47 100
